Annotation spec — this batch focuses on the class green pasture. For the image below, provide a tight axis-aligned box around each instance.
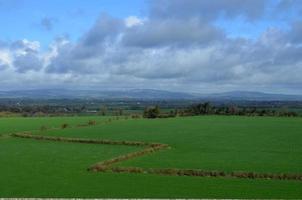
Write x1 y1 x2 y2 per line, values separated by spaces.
0 116 302 198
0 116 109 134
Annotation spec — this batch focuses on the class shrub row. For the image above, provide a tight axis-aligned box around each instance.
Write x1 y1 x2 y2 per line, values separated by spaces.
12 132 158 147
12 131 301 182
12 132 169 173
73 116 136 130
230 171 302 181
154 169 302 181
150 168 225 177
88 144 169 171
110 167 145 174
99 166 302 181
76 120 98 128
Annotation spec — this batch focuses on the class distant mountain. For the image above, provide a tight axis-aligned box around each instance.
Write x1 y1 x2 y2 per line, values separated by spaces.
0 89 301 101
0 89 196 100
203 91 302 101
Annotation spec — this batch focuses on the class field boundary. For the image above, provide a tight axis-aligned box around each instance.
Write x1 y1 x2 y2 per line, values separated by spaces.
0 134 10 139
12 131 302 182
12 132 156 147
101 166 302 181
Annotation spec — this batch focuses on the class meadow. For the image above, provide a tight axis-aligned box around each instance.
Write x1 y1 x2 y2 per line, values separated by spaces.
1 115 302 198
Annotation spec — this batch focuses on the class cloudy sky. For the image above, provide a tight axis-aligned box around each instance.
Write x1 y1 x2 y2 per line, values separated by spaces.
0 0 302 94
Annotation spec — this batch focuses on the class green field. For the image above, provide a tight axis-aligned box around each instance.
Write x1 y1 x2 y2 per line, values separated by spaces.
1 116 302 198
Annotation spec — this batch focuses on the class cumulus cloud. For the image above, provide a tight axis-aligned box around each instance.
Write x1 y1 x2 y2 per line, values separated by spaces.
288 21 302 44
148 0 267 21
125 16 144 27
81 13 124 47
40 1 302 94
11 40 43 73
46 14 125 74
13 53 43 73
122 18 225 47
0 49 11 71
0 39 44 73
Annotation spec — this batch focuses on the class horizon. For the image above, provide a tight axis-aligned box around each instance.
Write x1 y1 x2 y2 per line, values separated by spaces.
0 88 302 97
0 0 302 95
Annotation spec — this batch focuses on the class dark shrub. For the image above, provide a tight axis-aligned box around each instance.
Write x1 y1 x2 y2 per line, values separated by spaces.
131 114 141 119
143 106 160 118
61 123 69 129
88 120 96 126
40 125 48 131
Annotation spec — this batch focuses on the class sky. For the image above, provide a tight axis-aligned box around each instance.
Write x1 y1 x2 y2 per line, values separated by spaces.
0 0 302 94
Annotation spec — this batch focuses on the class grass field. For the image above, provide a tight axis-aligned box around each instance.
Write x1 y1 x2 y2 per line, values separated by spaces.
1 116 302 198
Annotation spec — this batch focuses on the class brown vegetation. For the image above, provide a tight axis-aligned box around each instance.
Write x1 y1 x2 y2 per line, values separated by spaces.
61 123 69 129
88 120 96 126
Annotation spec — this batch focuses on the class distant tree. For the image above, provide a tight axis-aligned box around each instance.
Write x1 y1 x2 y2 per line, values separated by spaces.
174 109 179 116
203 102 212 114
80 105 86 112
118 108 123 116
99 106 107 116
88 120 96 126
143 106 160 118
227 105 238 115
61 123 69 129
187 102 212 115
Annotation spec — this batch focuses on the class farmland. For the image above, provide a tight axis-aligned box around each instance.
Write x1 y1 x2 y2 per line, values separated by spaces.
1 116 302 198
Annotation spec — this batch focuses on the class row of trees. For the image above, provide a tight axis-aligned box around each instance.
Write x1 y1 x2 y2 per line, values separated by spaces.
143 102 299 118
184 102 299 117
0 102 299 118
0 104 126 117
0 105 87 114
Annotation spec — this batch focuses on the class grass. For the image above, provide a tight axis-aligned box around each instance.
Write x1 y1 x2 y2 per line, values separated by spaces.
0 137 141 198
40 116 302 174
0 115 302 198
0 116 110 134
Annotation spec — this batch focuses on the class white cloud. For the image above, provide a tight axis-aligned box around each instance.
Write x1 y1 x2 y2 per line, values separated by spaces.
125 16 144 27
0 50 11 65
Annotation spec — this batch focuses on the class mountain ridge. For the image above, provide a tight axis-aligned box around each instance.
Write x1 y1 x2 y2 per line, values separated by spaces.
0 89 301 101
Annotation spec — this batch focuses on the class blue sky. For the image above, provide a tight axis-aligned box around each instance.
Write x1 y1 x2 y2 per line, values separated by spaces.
0 0 293 44
0 0 146 47
0 0 302 94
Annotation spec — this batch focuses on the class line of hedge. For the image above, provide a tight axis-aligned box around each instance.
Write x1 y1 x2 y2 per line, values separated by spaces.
0 134 9 139
12 132 170 173
12 131 302 182
101 167 302 181
88 144 169 172
11 132 159 147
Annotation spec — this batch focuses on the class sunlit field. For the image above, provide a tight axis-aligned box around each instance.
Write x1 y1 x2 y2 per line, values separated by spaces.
0 116 302 198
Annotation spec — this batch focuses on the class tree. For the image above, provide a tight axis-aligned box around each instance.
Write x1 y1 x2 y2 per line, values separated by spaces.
202 102 212 114
99 106 107 116
188 102 212 115
143 106 160 118
118 108 123 116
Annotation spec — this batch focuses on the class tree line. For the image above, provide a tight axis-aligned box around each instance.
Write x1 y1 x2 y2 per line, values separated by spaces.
0 102 299 118
143 102 299 118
